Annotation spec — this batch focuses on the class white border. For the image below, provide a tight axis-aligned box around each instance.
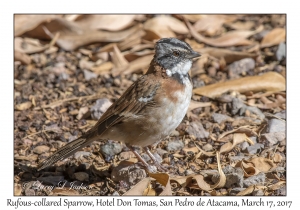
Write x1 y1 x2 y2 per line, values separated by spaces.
1 0 298 209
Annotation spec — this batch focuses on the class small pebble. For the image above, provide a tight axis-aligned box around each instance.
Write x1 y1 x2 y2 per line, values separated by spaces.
74 172 89 182
166 140 184 152
33 145 50 154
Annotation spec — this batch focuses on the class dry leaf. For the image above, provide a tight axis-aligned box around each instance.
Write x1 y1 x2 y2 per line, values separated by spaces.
91 62 114 74
249 157 276 172
14 14 59 36
236 160 260 177
182 146 199 154
120 54 153 76
194 143 216 157
15 37 54 54
14 50 31 65
236 185 255 196
193 15 237 36
15 101 32 111
186 19 263 47
118 30 145 51
188 101 211 112
181 15 205 22
173 152 225 191
144 15 188 39
170 175 192 187
14 154 38 161
193 15 228 36
219 133 254 154
143 182 156 196
111 44 129 69
124 177 151 195
217 126 258 141
75 15 136 31
273 153 283 163
188 174 211 191
228 21 255 30
193 72 286 98
268 181 286 191
261 28 286 48
14 184 22 196
124 49 154 62
64 14 82 21
24 18 142 51
130 43 155 53
209 152 226 189
254 94 286 109
148 173 172 195
198 47 257 64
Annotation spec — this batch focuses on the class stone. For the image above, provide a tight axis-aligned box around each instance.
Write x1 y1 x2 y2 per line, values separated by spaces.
212 113 232 124
202 143 213 152
83 69 97 81
249 136 257 144
241 142 250 151
170 130 179 137
76 107 90 120
141 153 151 162
156 148 168 156
33 145 50 154
212 166 244 188
166 140 184 152
100 141 123 158
229 188 246 195
231 98 265 120
245 143 264 154
228 58 255 78
231 98 245 115
112 191 120 196
252 189 264 196
25 188 35 196
224 167 244 188
275 110 286 119
44 124 62 133
229 154 249 162
111 161 146 185
118 151 135 161
186 121 209 139
59 72 69 80
185 169 195 176
90 98 113 120
152 152 163 164
73 151 91 159
261 132 285 145
268 118 286 133
79 59 94 70
243 172 266 188
277 185 286 196
276 42 286 61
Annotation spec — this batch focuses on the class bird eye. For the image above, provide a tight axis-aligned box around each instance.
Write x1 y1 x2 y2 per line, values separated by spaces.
173 51 180 57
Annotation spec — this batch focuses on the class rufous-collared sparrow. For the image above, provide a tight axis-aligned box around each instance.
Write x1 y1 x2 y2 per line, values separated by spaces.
37 37 200 172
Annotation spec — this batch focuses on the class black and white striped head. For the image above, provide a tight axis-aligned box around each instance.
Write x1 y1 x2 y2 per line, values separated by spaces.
154 38 200 77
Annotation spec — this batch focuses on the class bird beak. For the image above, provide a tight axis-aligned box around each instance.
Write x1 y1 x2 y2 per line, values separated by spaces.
186 51 201 59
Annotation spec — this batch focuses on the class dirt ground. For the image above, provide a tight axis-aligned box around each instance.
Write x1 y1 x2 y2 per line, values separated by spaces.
14 14 286 196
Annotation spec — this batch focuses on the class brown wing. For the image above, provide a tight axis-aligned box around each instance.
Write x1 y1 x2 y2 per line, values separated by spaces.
38 74 161 170
87 74 161 137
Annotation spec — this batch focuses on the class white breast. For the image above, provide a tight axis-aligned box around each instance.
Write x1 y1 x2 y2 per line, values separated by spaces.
160 78 192 137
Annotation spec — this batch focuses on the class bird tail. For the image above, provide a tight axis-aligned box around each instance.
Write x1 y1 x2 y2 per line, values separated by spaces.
37 136 91 171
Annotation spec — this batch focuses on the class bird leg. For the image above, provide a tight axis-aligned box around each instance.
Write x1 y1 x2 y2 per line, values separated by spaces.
126 145 156 173
143 146 168 172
